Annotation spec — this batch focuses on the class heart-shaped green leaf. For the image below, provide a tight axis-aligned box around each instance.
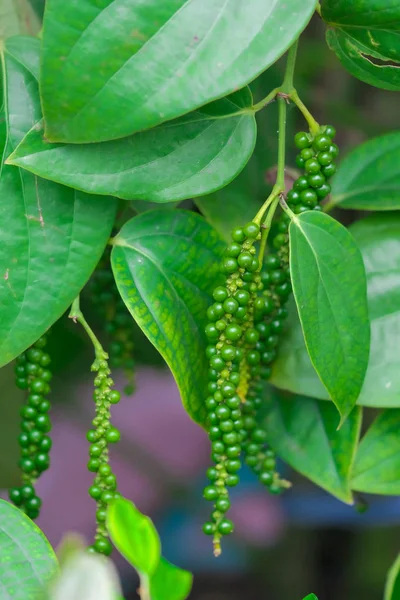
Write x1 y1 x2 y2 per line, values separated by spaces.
322 1 400 90
329 132 400 210
0 499 58 599
107 497 161 577
289 211 370 423
264 392 361 503
385 554 400 600
271 213 400 409
0 36 117 367
150 558 192 600
40 0 317 143
8 88 256 202
351 409 400 495
111 210 224 425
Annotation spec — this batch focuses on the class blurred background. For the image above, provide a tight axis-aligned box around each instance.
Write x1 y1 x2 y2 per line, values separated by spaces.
1 7 400 600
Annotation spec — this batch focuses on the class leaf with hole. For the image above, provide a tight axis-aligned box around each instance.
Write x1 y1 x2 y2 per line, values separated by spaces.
322 1 400 90
329 132 400 210
111 210 224 425
8 88 256 202
0 499 58 599
0 36 117 367
351 409 400 495
40 0 318 142
150 558 193 600
107 497 161 576
264 392 361 503
289 211 370 422
271 213 400 409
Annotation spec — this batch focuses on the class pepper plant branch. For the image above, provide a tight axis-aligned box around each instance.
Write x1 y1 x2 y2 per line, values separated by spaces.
69 296 108 361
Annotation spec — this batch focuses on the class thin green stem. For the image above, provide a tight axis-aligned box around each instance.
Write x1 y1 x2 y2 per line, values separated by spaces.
316 2 322 16
276 97 287 190
288 89 320 135
252 87 280 113
253 188 280 226
139 574 151 600
280 40 298 94
69 296 108 361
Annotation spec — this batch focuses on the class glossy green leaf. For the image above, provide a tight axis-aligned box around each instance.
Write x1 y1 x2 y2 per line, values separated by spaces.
271 214 400 408
111 210 224 425
0 0 40 40
351 409 400 495
264 393 361 503
0 36 117 367
8 88 256 202
289 211 370 422
107 497 161 576
329 132 400 210
385 554 400 600
40 0 317 143
150 558 192 600
0 499 58 599
46 553 121 600
323 1 400 90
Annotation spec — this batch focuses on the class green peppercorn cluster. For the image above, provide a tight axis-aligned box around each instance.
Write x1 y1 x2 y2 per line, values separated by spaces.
288 125 338 213
9 335 52 519
86 356 122 556
89 251 135 394
202 125 339 554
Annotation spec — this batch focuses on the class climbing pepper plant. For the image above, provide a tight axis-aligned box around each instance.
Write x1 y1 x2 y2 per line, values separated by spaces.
1 0 400 598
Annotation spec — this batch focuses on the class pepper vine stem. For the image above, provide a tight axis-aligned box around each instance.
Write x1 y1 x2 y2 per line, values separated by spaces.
69 296 108 361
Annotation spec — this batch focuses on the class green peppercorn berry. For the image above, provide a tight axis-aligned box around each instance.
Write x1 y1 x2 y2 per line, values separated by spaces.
203 522 216 535
286 189 301 206
317 151 333 166
109 390 121 404
218 518 234 535
247 351 261 366
40 369 52 383
276 282 292 297
301 147 314 160
89 443 102 458
29 429 42 444
226 396 240 410
324 125 336 139
210 356 225 372
101 491 115 504
16 354 27 365
15 365 26 377
21 406 37 421
272 234 287 249
223 298 239 314
206 346 217 360
329 143 339 157
223 432 238 446
226 444 241 458
270 319 283 334
38 400 51 413
39 353 51 367
219 420 233 433
221 383 235 398
9 487 22 505
36 414 51 432
245 455 258 467
259 471 274 485
264 255 281 270
263 457 277 470
313 134 331 151
213 286 229 302
304 158 321 174
307 173 326 188
322 163 336 177
237 252 253 269
226 459 241 473
220 345 236 362
30 379 46 394
88 459 100 472
26 496 42 512
34 336 47 349
216 498 231 512
26 348 42 363
18 432 30 448
86 430 98 443
226 243 242 257
40 436 52 452
16 377 28 389
104 474 117 490
105 428 121 443
230 409 242 421
231 227 246 243
315 183 331 199
269 484 283 495
294 176 309 190
96 509 107 522
294 132 311 149
94 537 113 556
216 405 231 420
243 222 260 239
300 189 318 207
19 458 35 473
203 485 219 501
226 474 239 487
225 324 242 342
205 324 219 340
252 428 267 443
28 394 43 408
206 399 218 413
212 441 225 455
35 453 50 471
